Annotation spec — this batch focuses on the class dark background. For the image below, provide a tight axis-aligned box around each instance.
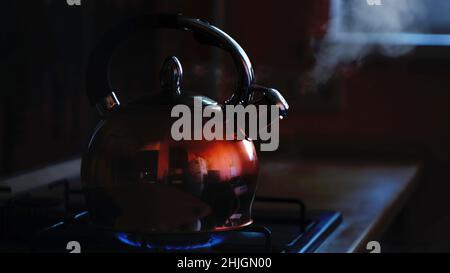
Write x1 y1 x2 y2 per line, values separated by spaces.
1 0 450 251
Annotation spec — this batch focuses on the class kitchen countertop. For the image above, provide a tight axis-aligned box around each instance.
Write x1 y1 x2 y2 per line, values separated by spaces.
256 160 421 253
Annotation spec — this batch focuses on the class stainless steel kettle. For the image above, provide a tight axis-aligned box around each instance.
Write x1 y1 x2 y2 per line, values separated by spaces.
81 14 288 233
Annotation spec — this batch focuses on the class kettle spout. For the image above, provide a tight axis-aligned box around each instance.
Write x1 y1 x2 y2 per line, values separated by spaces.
249 85 289 118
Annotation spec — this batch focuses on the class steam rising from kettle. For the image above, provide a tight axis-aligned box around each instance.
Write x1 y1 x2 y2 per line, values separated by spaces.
313 0 428 84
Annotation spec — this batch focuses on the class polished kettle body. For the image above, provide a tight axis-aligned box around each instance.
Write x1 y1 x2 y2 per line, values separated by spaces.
81 14 288 233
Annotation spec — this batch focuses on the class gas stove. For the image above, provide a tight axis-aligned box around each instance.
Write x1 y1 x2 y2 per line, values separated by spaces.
0 159 341 253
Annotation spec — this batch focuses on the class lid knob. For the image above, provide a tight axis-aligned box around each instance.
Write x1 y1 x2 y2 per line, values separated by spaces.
160 56 183 96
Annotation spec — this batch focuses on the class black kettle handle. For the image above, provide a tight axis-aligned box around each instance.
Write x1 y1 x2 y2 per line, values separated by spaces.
86 14 255 109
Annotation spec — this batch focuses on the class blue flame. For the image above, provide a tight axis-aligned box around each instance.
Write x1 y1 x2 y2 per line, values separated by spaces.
115 233 225 251
116 233 142 248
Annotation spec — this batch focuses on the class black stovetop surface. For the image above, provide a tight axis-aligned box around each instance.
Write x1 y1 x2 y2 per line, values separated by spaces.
29 206 341 253
0 175 342 253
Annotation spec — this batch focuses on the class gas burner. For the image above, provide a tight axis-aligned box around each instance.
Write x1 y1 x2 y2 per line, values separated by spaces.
111 225 272 252
116 232 225 251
